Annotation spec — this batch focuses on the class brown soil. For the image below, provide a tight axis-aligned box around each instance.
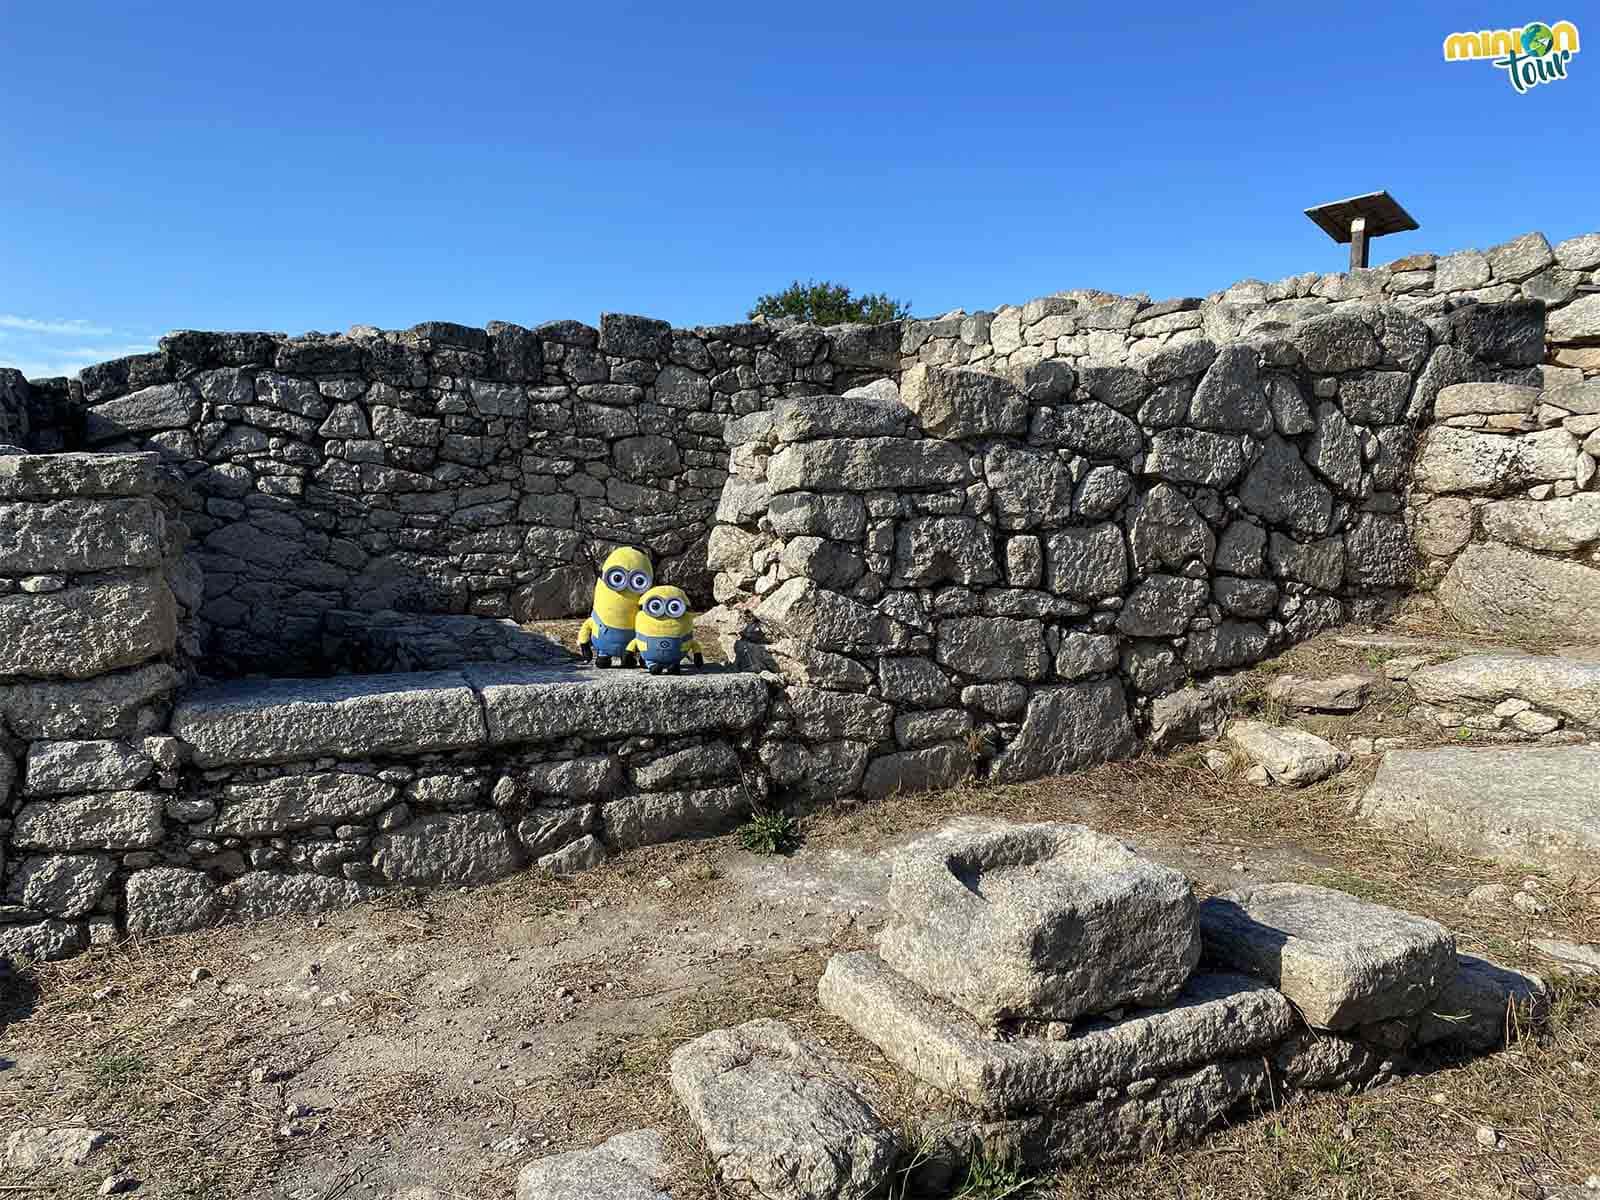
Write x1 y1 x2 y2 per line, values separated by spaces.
3 626 1596 1200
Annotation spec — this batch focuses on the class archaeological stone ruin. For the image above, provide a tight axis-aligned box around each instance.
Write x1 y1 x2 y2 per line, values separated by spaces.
653 819 1551 1196
2 225 1598 965
2 227 1599 1188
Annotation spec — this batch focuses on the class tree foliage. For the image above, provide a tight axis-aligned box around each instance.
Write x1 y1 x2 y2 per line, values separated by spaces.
748 279 911 326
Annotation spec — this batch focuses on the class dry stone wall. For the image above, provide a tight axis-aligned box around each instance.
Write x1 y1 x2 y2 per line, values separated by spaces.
902 229 1600 385
0 454 771 965
4 227 1598 965
24 317 896 675
1411 378 1600 639
710 301 1536 804
0 453 188 960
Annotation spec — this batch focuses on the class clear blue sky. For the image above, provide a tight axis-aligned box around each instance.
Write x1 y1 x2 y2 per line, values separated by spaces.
1 2 1593 378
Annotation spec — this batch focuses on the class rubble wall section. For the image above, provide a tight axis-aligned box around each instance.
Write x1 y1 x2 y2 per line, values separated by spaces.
710 301 1541 803
40 317 898 674
901 229 1600 384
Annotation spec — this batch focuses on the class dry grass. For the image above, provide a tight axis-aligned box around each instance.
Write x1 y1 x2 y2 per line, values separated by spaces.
468 752 1598 1199
1379 596 1582 658
1046 979 1600 1199
3 621 1597 1198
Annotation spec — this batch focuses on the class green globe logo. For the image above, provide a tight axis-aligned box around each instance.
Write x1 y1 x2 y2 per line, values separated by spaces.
1522 22 1555 55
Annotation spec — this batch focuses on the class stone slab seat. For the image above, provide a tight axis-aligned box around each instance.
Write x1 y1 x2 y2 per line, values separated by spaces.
1359 745 1600 871
461 663 768 744
1198 883 1455 1030
170 664 769 767
817 950 1293 1116
171 670 487 767
0 451 166 499
669 1018 898 1200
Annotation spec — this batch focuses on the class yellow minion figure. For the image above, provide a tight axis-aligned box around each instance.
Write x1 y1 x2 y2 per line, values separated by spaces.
578 547 654 667
627 585 704 675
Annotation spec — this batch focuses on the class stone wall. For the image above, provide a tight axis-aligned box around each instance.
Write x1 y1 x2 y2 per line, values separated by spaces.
9 226 1594 681
0 456 770 964
709 301 1537 803
901 229 1600 384
31 317 897 675
0 368 76 454
0 453 188 958
0 369 29 450
1411 377 1600 640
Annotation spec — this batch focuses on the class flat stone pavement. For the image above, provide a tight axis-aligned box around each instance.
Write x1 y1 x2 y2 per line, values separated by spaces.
1362 745 1600 871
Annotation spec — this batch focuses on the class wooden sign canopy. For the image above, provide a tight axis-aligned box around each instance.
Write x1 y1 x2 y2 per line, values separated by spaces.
1304 191 1420 270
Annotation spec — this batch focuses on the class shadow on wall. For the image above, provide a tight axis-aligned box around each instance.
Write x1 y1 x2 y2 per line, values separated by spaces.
7 317 898 678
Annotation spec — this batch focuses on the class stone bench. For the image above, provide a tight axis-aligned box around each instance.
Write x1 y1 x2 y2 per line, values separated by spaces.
170 664 769 766
4 665 770 963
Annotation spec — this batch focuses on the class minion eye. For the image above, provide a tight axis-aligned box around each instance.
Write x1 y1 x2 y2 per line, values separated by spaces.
606 568 627 589
630 571 651 593
646 598 665 616
667 598 686 617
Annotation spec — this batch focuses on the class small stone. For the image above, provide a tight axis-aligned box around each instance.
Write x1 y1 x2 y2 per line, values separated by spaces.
1531 937 1600 976
1467 883 1511 908
1475 1125 1500 1149
1510 891 1548 916
5 1126 113 1168
1510 710 1560 735
1263 672 1378 713
1226 721 1350 787
189 966 211 984
99 1175 141 1196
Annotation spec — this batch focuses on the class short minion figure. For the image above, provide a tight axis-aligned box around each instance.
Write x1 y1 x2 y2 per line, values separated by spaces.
578 547 653 667
627 585 704 675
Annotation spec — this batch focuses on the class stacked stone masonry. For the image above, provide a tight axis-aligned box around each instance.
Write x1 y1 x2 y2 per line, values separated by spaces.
1412 378 1600 638
4 227 1599 964
544 827 1551 1193
900 229 1600 383
4 317 897 674
712 300 1541 803
792 823 1550 1179
0 450 769 964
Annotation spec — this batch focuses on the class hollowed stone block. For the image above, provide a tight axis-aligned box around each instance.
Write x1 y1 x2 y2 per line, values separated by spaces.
877 821 1201 1025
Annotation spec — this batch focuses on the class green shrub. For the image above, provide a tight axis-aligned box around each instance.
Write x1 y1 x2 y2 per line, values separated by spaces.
737 811 802 856
749 280 910 325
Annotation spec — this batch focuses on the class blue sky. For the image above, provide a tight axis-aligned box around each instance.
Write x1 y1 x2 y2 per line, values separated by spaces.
1 2 1593 378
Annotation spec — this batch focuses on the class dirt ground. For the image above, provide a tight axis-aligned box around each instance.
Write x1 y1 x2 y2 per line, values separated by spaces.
3 624 1598 1200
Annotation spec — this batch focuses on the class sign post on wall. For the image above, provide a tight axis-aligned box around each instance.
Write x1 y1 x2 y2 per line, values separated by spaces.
1304 191 1420 270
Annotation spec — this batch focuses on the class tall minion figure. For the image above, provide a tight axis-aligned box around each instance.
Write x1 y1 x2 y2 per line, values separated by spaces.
627 585 704 675
578 547 653 667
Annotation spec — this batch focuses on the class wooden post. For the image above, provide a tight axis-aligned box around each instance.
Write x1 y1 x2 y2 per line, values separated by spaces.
1349 217 1369 270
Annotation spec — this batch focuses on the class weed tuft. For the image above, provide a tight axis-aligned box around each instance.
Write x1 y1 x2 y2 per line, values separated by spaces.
737 810 802 856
